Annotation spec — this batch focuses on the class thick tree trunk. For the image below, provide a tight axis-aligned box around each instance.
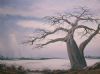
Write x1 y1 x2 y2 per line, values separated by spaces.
66 36 87 70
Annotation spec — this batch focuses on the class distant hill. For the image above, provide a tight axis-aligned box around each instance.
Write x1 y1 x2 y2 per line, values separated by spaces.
0 56 64 60
85 56 100 59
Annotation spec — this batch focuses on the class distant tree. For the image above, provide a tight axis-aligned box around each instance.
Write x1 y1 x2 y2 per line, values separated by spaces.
26 7 100 69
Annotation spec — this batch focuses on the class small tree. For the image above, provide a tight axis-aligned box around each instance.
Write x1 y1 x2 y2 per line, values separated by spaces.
26 7 100 69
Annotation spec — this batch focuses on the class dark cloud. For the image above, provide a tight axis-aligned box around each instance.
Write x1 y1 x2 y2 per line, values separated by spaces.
0 14 42 21
0 14 43 34
0 14 39 40
0 14 41 38
0 0 40 9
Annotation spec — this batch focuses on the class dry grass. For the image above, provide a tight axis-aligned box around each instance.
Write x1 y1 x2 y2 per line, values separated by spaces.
0 62 100 74
0 63 27 74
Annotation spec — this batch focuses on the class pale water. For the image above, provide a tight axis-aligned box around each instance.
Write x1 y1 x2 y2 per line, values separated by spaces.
0 59 100 71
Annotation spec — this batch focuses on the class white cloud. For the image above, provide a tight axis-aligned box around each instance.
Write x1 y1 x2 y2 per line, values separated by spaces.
1 0 100 17
17 20 56 31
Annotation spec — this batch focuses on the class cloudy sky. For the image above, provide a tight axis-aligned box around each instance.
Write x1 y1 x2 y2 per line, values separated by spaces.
0 0 100 58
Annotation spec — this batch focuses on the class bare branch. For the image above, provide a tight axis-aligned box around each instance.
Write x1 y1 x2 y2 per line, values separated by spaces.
35 37 65 48
24 27 69 45
76 25 100 37
78 17 100 22
74 8 89 25
67 7 100 26
45 15 73 26
23 37 37 45
79 24 100 54
77 25 95 31
38 27 69 38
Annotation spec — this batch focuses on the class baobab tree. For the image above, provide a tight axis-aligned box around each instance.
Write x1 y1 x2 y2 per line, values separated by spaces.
26 7 100 70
